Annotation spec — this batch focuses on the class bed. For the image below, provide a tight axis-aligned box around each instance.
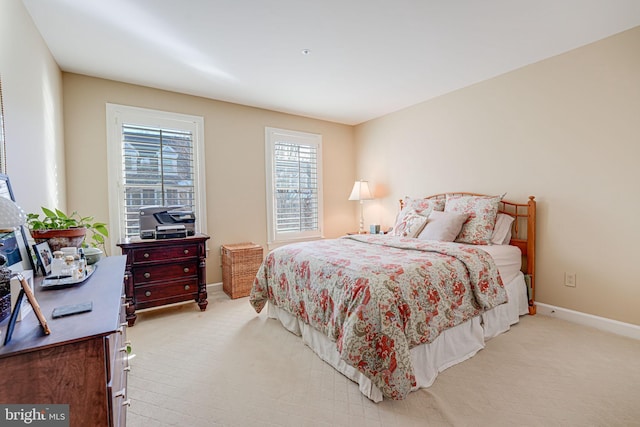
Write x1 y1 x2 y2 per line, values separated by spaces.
250 193 536 401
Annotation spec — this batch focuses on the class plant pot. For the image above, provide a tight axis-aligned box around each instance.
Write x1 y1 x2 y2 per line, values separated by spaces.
30 227 87 252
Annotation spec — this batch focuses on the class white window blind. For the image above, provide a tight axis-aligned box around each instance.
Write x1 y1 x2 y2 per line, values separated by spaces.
266 127 323 246
274 142 318 232
106 104 206 250
121 125 196 238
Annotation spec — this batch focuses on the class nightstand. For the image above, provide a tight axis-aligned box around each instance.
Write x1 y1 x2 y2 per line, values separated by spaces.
117 233 210 326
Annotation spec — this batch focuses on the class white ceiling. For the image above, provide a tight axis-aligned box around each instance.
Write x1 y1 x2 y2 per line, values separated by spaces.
22 0 640 125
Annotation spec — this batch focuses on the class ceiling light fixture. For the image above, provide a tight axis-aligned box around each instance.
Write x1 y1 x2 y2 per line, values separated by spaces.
301 49 311 55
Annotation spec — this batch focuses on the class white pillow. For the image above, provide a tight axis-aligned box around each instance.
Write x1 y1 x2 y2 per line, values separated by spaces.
491 213 515 245
418 211 469 242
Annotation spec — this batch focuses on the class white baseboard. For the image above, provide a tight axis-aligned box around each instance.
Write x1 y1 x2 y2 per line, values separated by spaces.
208 282 222 291
536 303 640 341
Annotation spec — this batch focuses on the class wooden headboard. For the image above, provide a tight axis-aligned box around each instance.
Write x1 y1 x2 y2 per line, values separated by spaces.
400 193 537 314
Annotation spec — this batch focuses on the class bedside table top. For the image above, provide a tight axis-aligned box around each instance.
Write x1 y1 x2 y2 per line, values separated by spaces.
117 233 210 248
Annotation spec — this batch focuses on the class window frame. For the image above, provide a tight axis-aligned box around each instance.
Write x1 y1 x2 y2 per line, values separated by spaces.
265 127 323 248
106 104 207 252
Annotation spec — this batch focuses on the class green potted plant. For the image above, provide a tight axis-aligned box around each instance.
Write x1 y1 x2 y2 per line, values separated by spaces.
26 207 109 254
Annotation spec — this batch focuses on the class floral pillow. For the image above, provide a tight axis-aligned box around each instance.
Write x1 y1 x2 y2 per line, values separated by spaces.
401 197 445 215
393 212 429 238
444 194 502 245
392 197 445 236
417 210 469 242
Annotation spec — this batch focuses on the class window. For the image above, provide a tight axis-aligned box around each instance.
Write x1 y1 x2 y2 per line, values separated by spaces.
265 127 323 246
106 104 206 249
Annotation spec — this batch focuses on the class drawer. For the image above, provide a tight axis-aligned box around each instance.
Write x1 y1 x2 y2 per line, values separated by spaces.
113 366 129 427
131 244 199 263
120 294 128 325
107 345 127 400
134 278 199 309
107 326 129 427
132 260 198 284
106 327 128 383
109 367 129 426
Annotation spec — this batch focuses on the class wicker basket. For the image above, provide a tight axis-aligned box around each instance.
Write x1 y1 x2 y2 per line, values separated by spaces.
222 242 263 299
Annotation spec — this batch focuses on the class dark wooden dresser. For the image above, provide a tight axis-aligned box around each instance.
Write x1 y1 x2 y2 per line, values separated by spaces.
0 255 129 427
117 233 210 326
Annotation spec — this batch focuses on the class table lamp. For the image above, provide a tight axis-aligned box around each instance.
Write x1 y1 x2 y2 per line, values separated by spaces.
348 180 373 234
0 196 26 232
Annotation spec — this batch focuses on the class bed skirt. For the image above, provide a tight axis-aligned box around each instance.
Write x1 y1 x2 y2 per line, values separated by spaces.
267 272 528 402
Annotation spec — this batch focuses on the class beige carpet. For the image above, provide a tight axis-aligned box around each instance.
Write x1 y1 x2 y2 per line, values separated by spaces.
126 287 640 427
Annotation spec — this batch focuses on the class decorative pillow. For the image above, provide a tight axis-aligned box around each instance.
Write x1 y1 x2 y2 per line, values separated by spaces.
444 194 502 245
491 213 514 245
392 197 445 236
393 212 428 238
417 210 469 242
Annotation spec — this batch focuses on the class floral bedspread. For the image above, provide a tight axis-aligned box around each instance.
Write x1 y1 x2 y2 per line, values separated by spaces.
249 235 507 400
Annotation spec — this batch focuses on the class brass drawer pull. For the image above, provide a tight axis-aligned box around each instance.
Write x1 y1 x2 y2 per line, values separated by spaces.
184 249 189 255
145 291 151 297
144 272 151 279
144 253 150 258
183 267 189 273
184 284 190 291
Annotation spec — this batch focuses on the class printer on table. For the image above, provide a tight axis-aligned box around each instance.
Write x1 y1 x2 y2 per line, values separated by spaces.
139 206 196 239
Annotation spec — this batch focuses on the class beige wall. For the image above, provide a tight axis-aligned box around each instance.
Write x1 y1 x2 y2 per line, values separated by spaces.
0 0 66 213
355 26 640 325
4 0 638 325
62 74 356 284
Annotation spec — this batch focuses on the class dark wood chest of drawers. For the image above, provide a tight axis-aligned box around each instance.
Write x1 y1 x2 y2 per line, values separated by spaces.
0 256 129 427
117 234 210 326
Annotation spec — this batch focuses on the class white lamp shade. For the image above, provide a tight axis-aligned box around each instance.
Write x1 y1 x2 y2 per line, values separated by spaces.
0 197 26 231
348 180 373 201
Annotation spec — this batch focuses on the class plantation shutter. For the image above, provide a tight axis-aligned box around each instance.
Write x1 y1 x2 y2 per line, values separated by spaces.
273 142 319 233
121 125 195 238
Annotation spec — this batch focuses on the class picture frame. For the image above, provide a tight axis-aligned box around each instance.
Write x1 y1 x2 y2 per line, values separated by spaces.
18 272 50 335
3 273 50 345
0 173 36 273
33 241 53 276
10 269 34 321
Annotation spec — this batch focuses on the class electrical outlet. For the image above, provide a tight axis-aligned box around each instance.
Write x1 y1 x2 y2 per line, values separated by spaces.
564 272 576 287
